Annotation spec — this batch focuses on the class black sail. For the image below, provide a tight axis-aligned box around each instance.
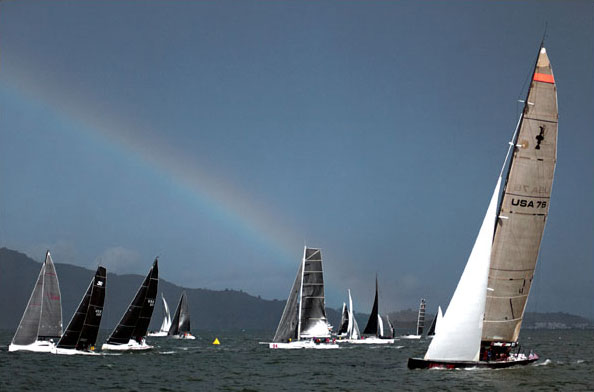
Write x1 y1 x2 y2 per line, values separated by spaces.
272 261 303 342
168 291 190 335
363 277 379 335
132 259 159 342
107 260 158 345
298 248 329 338
427 312 437 336
57 266 106 351
337 302 349 335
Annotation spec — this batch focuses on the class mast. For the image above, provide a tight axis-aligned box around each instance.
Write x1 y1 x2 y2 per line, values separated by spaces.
296 246 306 340
483 44 558 344
416 299 426 336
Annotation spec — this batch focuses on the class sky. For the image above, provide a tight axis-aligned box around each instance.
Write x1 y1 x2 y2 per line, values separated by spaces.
0 1 592 318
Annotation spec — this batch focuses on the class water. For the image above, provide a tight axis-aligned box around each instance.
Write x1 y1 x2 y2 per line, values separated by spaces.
0 329 592 391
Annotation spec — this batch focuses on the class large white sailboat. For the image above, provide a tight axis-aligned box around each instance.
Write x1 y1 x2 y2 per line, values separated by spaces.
9 251 62 353
408 43 557 369
147 293 172 337
269 247 338 349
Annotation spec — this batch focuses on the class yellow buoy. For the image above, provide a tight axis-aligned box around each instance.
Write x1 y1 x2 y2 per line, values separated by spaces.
213 338 220 345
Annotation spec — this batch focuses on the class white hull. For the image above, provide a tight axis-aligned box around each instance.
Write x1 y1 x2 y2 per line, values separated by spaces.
338 337 395 345
400 334 422 340
101 339 153 351
8 340 57 353
51 347 99 355
268 340 339 349
172 333 196 340
147 331 168 337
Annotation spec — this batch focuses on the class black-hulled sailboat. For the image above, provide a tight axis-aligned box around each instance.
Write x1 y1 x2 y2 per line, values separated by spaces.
148 293 172 337
9 251 62 353
168 291 195 339
52 266 106 355
408 44 557 369
102 259 159 351
400 298 426 339
269 247 338 349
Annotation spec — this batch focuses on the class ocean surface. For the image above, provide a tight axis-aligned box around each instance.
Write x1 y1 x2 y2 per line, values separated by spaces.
0 329 592 391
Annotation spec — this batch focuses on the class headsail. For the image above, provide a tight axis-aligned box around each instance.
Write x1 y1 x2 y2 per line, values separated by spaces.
426 306 442 337
12 259 46 345
298 248 330 339
57 266 106 351
425 176 503 361
347 289 360 340
272 260 302 342
363 277 379 335
483 46 558 343
159 293 172 333
337 302 349 335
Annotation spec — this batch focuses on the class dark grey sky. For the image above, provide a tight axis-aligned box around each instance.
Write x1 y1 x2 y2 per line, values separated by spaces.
0 1 592 317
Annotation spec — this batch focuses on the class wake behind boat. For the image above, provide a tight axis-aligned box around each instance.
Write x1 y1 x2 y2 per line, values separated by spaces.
147 293 171 337
102 259 159 351
268 247 338 349
52 266 106 355
9 251 62 353
408 43 556 370
168 291 195 339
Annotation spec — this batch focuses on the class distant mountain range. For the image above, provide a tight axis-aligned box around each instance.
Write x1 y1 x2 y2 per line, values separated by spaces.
0 248 591 333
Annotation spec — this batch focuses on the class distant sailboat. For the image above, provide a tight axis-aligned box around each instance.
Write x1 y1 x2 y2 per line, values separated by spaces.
426 306 443 338
168 291 195 339
269 247 338 349
349 278 394 344
52 266 106 355
9 251 62 353
400 298 425 340
102 259 159 351
336 302 349 337
148 293 172 337
336 289 362 343
408 43 556 369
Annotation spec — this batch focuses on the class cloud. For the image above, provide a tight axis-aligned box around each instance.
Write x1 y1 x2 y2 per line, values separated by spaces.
92 246 142 274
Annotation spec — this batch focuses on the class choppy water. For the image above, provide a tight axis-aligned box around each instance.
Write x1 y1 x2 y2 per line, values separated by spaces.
0 329 592 391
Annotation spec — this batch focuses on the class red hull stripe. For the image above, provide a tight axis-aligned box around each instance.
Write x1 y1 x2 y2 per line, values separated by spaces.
533 73 555 84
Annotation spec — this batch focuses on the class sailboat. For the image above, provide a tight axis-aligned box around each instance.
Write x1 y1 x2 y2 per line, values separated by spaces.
9 251 62 353
350 278 395 344
426 306 443 338
147 293 172 337
336 289 362 343
102 259 159 351
336 302 349 337
168 291 195 339
52 266 107 355
408 43 557 369
269 247 338 349
400 298 426 340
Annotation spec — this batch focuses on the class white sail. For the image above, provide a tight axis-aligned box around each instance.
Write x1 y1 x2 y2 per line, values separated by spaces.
435 306 443 336
425 176 502 361
377 315 384 337
159 294 171 333
347 289 360 339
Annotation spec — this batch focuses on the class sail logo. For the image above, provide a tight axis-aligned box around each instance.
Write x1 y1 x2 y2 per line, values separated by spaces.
95 309 102 317
511 199 547 208
148 299 155 307
97 281 104 287
510 185 549 194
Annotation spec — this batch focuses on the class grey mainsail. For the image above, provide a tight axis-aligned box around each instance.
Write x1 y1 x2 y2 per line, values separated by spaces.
337 302 349 335
482 46 558 344
12 251 62 345
298 248 330 338
272 261 303 342
168 291 191 335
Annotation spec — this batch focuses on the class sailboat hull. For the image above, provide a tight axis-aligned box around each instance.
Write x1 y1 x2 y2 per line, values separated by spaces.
101 339 153 351
337 337 395 344
171 333 196 340
400 335 422 340
8 340 57 353
51 347 100 356
268 340 339 349
407 354 539 369
147 331 168 337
